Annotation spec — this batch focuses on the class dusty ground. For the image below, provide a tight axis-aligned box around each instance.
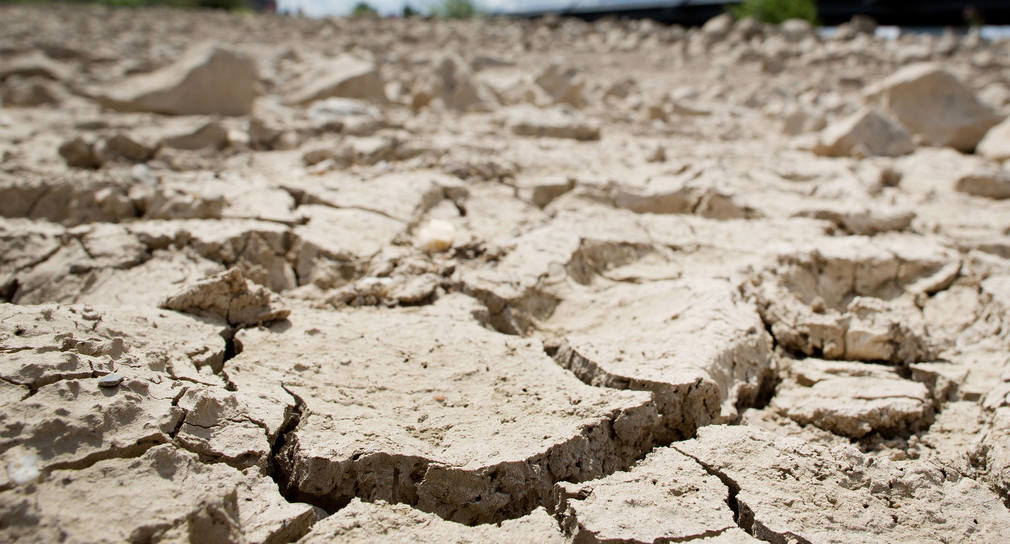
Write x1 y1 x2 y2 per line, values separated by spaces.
2 4 1010 542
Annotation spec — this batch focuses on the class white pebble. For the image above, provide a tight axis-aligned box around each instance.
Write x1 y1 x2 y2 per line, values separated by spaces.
7 453 40 485
416 219 455 253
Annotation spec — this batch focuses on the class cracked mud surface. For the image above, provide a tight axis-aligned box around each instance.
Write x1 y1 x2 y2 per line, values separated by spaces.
3 5 1010 543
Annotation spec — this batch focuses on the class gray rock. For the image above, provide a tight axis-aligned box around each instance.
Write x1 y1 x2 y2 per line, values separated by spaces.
97 373 124 387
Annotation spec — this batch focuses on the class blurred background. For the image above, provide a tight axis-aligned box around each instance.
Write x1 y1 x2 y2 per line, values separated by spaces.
1 0 1008 27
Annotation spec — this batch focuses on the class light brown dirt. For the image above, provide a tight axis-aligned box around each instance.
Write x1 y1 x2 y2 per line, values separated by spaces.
2 4 1010 542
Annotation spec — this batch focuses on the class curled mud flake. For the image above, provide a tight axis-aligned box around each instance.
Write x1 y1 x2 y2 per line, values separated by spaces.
545 278 774 442
747 237 958 364
770 359 934 439
299 499 563 543
229 294 661 524
553 447 738 543
675 425 1010 543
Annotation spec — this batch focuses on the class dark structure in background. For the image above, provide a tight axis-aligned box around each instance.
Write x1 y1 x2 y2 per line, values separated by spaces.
248 0 276 11
510 0 1010 26
817 0 1009 25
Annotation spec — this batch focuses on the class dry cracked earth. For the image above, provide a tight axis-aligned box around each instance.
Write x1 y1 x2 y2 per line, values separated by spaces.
3 5 1010 543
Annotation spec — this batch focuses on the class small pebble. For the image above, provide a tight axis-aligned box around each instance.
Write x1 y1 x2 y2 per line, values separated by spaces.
7 454 40 485
415 220 455 253
98 373 124 387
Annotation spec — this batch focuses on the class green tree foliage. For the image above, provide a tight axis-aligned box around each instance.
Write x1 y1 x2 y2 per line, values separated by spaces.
402 3 418 17
435 0 478 19
731 0 818 25
963 6 984 28
351 1 378 17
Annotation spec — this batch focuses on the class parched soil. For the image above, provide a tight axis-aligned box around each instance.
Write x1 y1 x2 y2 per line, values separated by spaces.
3 5 1010 543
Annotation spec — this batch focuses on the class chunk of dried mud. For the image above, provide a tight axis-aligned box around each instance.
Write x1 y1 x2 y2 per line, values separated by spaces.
299 499 563 543
675 425 1010 543
228 294 661 524
160 267 290 327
